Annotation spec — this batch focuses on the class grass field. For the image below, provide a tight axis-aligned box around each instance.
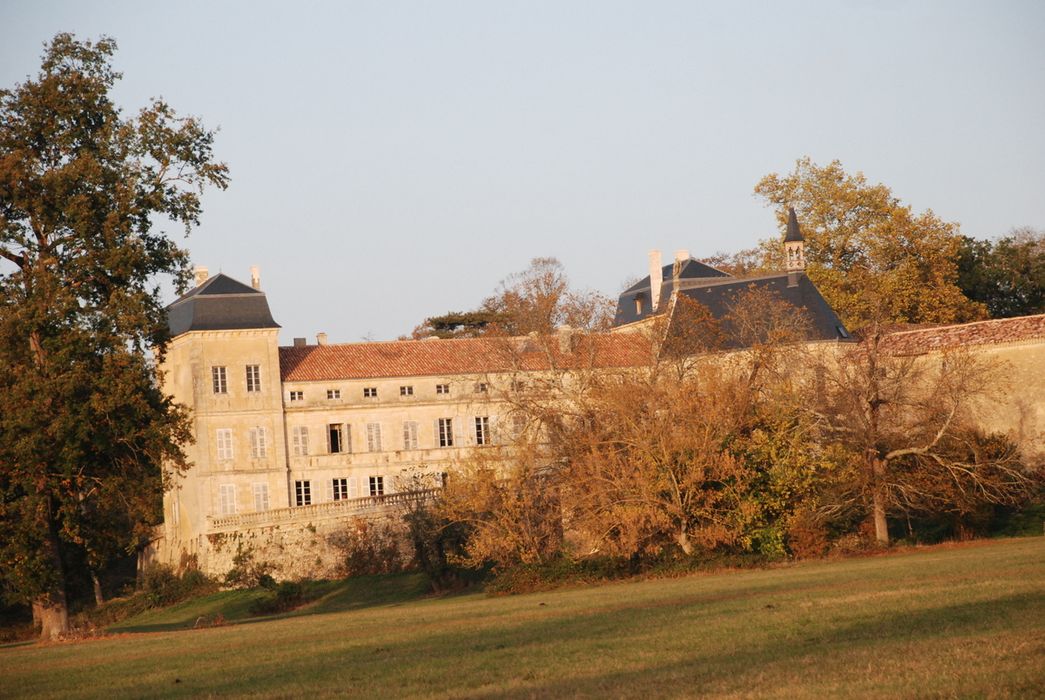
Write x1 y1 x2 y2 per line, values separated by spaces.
2 538 1043 699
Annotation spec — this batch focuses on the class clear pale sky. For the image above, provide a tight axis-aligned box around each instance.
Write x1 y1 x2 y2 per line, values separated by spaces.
2 1 1043 342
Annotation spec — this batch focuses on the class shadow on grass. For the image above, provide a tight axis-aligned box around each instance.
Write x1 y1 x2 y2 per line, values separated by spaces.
453 590 1045 699
111 572 436 634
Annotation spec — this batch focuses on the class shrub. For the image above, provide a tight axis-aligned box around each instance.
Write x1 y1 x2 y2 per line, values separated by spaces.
331 518 406 577
249 580 307 616
80 564 216 628
785 509 830 559
403 500 475 592
223 543 274 589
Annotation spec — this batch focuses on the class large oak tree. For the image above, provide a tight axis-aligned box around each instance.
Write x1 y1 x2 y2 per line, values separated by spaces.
0 34 227 638
743 158 986 330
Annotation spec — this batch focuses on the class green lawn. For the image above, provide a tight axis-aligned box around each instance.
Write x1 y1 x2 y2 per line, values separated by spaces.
2 538 1043 699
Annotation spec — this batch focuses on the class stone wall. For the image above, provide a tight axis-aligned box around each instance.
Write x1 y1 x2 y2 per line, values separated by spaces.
147 490 428 579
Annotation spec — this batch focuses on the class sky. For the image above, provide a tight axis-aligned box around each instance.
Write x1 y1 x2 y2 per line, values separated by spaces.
2 1 1043 343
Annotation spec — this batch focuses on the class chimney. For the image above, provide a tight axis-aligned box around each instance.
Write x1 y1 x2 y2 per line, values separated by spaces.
316 332 328 346
293 337 307 348
557 325 574 354
194 266 209 287
674 249 690 263
250 265 261 290
648 250 663 312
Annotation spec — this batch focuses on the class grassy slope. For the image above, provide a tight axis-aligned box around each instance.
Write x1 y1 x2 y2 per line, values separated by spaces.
2 538 1043 699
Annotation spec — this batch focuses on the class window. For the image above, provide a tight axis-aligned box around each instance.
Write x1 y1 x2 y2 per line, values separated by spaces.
295 480 312 506
291 426 309 456
219 484 236 515
475 382 488 393
289 390 303 402
248 427 268 458
332 478 351 501
366 422 382 452
475 416 490 446
438 418 454 447
212 366 227 394
399 385 414 396
635 297 643 314
369 476 384 497
402 421 419 450
327 389 341 400
436 383 450 395
363 387 377 398
512 414 527 438
252 483 270 512
328 424 346 454
216 428 233 461
246 364 261 393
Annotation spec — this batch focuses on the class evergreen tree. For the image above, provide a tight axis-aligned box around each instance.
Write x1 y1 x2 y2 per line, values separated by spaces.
0 34 228 638
956 228 1044 319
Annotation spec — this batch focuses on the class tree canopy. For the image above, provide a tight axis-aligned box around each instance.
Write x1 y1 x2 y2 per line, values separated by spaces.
752 158 986 330
956 228 1044 318
413 257 614 339
0 34 228 638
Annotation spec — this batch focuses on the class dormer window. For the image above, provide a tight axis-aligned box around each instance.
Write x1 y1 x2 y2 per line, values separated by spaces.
635 296 644 315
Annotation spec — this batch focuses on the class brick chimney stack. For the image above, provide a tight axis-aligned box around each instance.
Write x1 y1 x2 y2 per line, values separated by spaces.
250 265 261 290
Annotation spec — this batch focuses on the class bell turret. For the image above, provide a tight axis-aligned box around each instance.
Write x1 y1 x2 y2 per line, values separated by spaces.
784 207 806 286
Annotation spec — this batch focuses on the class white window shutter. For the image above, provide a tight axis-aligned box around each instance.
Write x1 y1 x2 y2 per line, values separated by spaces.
324 479 333 502
348 476 358 498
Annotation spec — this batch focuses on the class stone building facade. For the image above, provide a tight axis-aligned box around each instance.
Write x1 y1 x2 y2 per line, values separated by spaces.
150 236 1045 578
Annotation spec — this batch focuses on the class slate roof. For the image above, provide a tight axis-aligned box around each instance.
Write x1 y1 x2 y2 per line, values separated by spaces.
880 314 1045 356
614 252 848 341
167 273 280 336
784 207 804 242
670 274 849 342
279 334 653 382
621 259 731 295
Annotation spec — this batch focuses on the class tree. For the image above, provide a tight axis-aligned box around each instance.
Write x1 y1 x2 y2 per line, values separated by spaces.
754 158 985 330
956 228 1044 319
0 34 228 638
438 442 564 570
445 288 818 562
552 290 817 558
410 310 507 340
413 257 615 339
813 329 1037 546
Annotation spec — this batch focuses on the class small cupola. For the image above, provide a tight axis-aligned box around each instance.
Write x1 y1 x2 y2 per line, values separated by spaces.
784 206 806 270
784 207 806 286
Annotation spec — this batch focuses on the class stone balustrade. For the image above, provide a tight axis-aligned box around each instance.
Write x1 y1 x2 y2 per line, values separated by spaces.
206 487 440 532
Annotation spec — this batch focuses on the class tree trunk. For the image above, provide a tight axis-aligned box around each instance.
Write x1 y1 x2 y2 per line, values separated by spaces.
872 490 890 546
92 572 105 607
870 455 890 546
36 504 70 640
676 529 693 555
33 590 68 641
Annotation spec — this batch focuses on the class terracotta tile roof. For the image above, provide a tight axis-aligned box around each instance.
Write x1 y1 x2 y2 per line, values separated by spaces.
881 314 1045 356
279 333 653 382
